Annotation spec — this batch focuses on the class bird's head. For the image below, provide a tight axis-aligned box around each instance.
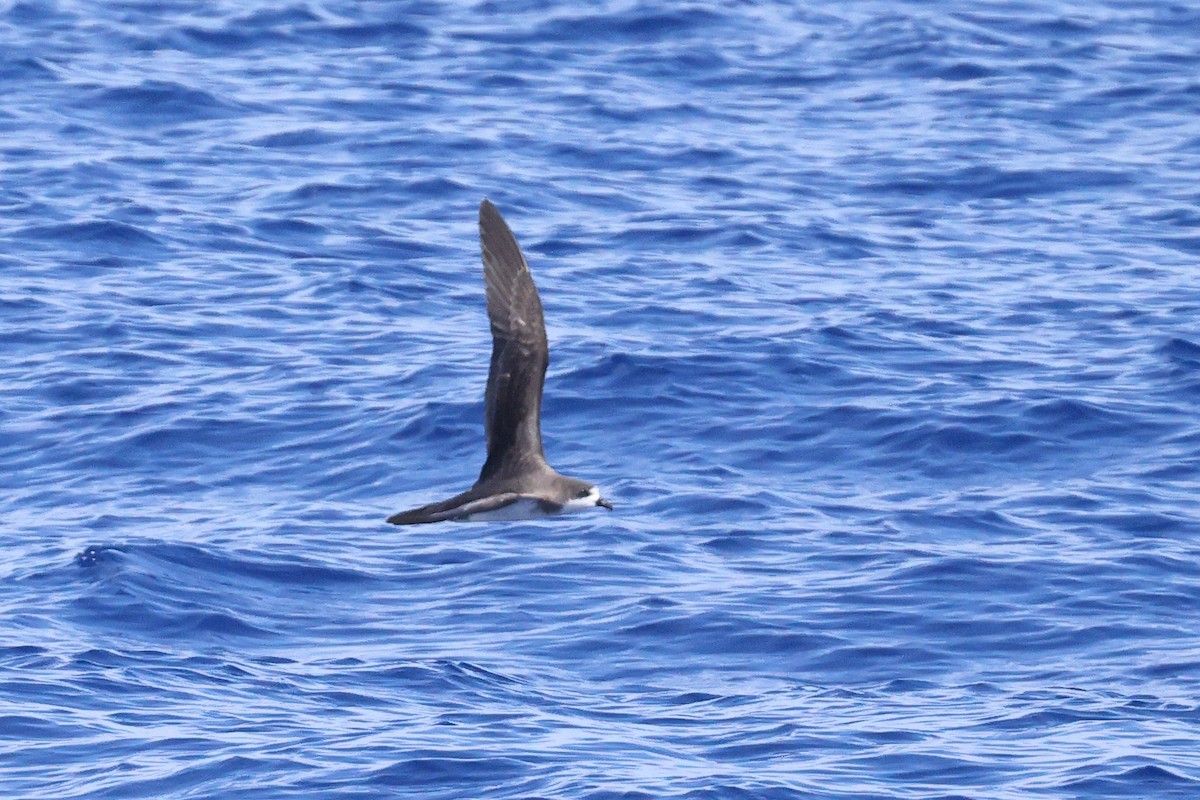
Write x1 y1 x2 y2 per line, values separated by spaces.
564 483 613 512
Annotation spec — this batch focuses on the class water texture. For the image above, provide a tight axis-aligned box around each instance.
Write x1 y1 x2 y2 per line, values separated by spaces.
2 1 1200 798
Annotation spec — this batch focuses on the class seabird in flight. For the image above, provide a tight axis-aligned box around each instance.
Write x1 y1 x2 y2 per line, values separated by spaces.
387 199 612 524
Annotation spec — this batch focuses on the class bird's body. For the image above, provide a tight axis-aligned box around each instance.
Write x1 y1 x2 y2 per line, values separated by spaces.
387 200 611 525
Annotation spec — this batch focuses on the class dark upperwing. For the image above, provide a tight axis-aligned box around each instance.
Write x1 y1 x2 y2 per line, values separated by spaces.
386 489 522 525
476 199 550 483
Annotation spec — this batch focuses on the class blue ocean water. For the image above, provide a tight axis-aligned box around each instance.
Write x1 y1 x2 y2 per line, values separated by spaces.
3 0 1200 797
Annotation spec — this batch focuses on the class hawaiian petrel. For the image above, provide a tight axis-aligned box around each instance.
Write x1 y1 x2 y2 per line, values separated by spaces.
387 199 612 524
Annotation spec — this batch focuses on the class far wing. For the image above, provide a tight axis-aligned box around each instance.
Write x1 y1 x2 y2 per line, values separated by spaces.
387 491 524 525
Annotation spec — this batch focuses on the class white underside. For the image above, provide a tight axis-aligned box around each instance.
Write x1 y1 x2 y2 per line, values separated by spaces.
461 487 603 522
464 497 553 522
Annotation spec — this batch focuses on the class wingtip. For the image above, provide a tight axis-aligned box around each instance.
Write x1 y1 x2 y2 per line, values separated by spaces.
479 199 523 269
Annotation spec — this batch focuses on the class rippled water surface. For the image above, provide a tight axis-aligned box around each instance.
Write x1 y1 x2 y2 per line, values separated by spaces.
3 1 1200 798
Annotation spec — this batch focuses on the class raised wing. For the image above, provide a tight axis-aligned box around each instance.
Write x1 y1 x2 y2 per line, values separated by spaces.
476 199 550 482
